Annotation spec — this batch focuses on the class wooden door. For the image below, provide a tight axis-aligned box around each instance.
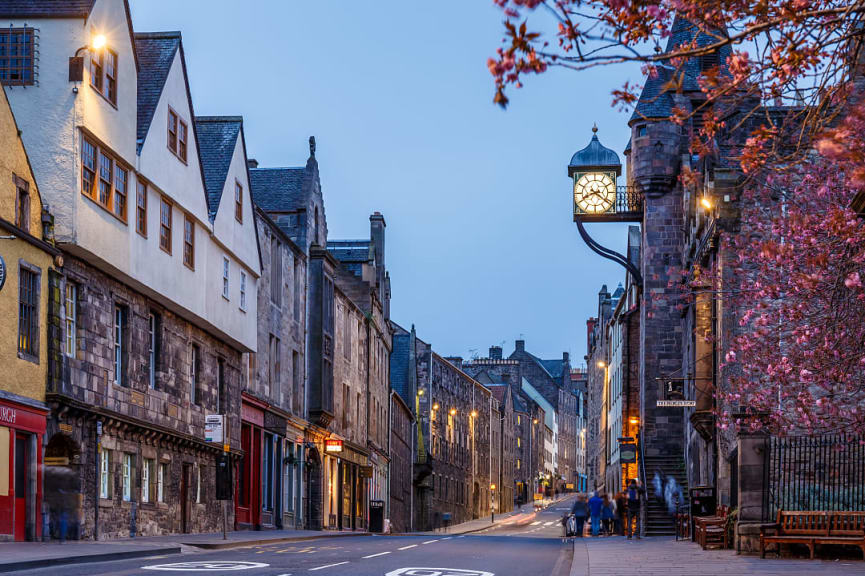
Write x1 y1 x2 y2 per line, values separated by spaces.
14 435 28 541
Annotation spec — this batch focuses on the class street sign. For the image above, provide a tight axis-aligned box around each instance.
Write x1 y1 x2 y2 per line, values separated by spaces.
657 400 697 407
205 414 224 443
619 442 637 463
325 439 343 453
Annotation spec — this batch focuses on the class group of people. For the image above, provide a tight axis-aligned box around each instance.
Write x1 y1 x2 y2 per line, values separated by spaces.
564 479 645 539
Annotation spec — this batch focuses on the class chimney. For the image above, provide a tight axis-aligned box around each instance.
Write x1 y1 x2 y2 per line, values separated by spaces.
563 352 570 366
489 346 502 360
370 212 387 314
247 158 259 169
586 318 596 351
445 356 463 370
515 340 525 353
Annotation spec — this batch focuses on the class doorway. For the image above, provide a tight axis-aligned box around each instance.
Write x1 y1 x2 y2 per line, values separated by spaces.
181 463 191 533
14 434 28 541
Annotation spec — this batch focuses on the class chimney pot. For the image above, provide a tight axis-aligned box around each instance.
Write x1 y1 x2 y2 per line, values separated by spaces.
515 340 525 352
247 158 259 169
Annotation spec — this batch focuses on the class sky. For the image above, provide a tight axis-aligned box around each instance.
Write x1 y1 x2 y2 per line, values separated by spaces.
130 0 641 365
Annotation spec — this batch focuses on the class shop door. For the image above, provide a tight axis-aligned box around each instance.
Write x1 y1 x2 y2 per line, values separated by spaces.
14 435 28 541
251 428 261 528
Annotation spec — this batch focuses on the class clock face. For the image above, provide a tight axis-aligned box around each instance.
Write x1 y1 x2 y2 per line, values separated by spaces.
574 172 616 214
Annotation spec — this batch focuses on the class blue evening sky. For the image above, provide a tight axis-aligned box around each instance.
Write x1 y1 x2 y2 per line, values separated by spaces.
130 0 641 365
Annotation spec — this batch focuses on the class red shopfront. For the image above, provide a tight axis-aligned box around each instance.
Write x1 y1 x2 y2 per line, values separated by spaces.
236 394 285 530
0 398 47 541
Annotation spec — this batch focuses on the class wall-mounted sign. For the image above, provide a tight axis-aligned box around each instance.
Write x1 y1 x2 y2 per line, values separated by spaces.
657 400 697 407
0 406 16 425
325 439 343 453
619 442 637 463
205 414 224 443
0 254 6 293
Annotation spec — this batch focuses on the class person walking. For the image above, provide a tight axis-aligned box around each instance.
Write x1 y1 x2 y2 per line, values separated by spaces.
601 493 615 536
571 494 588 537
626 479 645 539
588 491 604 537
615 490 628 536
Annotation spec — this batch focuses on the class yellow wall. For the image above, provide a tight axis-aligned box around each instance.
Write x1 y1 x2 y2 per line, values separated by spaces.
0 86 53 403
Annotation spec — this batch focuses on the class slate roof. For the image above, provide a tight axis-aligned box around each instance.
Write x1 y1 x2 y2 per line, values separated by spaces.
0 0 95 17
486 383 508 404
390 332 411 404
512 391 528 413
135 32 180 148
249 167 306 212
539 359 565 380
569 130 621 170
195 116 242 220
328 240 372 278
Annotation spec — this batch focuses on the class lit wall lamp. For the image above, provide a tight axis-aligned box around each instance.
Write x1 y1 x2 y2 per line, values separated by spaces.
70 33 107 82
597 361 606 368
470 410 478 418
418 389 425 396
449 408 457 416
700 195 713 210
629 417 639 426
432 402 440 411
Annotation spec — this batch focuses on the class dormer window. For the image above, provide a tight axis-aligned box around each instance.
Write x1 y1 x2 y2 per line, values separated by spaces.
14 175 30 233
168 108 188 163
0 28 35 86
90 47 118 106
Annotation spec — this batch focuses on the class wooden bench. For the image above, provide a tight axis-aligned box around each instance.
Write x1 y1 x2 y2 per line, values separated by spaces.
694 505 729 550
760 510 865 559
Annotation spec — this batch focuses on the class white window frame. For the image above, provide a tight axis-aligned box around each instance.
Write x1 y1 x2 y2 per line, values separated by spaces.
222 257 230 300
196 465 201 503
142 458 152 503
100 449 110 499
157 462 166 502
114 305 124 385
64 283 76 357
122 453 132 501
240 271 247 311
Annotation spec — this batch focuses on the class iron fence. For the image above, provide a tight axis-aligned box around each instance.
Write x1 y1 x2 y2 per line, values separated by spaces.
615 186 643 214
763 433 865 521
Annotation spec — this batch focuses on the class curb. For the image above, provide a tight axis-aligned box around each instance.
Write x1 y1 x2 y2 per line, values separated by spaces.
0 546 182 573
569 539 589 576
183 531 372 550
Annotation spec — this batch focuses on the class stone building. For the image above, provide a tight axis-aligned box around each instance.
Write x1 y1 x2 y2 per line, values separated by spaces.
487 383 514 513
242 201 308 530
388 389 413 532
585 285 617 492
1 1 261 539
0 85 60 541
569 368 588 492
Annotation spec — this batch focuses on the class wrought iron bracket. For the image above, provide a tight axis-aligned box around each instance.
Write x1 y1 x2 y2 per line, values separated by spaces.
575 217 643 286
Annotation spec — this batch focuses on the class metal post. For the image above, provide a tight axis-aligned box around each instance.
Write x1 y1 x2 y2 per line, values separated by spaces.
223 500 227 540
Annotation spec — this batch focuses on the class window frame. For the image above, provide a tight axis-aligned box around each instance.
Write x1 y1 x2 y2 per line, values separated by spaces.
240 271 247 312
183 214 195 270
65 282 77 358
234 181 243 223
136 180 147 237
190 343 201 406
167 107 188 163
99 449 111 499
0 28 35 86
89 46 118 106
222 257 230 300
157 462 167 503
113 305 127 387
17 261 40 362
14 175 30 233
142 457 154 503
159 196 172 254
148 312 158 389
121 453 133 502
80 133 129 223
270 237 281 306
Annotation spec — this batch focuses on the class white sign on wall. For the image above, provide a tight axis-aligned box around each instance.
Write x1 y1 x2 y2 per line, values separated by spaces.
205 414 224 443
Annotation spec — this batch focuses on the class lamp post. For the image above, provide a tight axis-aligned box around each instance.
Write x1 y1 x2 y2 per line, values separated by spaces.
490 483 496 523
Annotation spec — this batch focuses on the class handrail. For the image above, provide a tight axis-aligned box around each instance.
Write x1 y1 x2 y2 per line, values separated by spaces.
638 421 647 538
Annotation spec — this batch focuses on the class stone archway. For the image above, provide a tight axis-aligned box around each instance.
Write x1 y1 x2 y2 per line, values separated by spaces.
304 447 322 530
44 433 81 540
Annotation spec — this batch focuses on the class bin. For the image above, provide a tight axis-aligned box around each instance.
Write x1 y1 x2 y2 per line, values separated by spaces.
369 500 385 533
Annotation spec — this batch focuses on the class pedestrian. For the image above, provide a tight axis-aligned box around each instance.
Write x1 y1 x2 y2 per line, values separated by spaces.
626 479 645 539
601 493 615 536
571 494 588 537
615 490 628 536
588 491 604 536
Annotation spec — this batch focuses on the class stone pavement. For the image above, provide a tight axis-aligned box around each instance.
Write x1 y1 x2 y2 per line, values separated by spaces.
0 528 369 572
570 536 865 576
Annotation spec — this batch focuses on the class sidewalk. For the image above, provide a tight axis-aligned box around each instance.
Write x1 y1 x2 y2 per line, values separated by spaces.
0 528 369 573
417 495 571 536
569 536 865 576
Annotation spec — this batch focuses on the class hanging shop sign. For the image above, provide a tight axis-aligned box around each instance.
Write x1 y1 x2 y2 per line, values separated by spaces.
325 439 344 453
657 400 697 407
619 442 637 463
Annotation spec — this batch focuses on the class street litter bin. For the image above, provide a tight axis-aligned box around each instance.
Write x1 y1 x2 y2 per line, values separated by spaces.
369 500 385 533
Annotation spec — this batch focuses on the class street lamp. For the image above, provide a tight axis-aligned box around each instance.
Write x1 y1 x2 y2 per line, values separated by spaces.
70 33 108 82
432 402 440 411
449 408 457 416
597 360 606 369
470 409 478 418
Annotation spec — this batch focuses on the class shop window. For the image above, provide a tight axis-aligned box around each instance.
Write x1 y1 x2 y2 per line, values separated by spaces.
263 434 274 511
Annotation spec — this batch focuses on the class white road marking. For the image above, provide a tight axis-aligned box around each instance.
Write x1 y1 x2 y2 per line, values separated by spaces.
309 562 348 571
544 521 555 526
457 535 466 538
275 574 293 576
143 561 270 571
422 539 439 544
398 544 418 550
385 568 495 576
363 552 391 558
530 521 541 526
442 537 453 540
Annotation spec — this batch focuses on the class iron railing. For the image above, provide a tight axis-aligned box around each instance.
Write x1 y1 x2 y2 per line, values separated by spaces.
763 433 865 521
615 186 643 213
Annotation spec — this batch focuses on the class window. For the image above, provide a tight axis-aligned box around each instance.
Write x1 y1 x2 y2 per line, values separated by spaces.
136 181 147 236
159 197 172 253
122 453 134 501
196 466 201 504
17 265 39 359
157 463 167 502
14 176 29 232
142 458 155 503
291 350 300 412
100 450 111 499
0 28 35 85
270 237 282 305
269 335 280 397
240 272 247 311
343 307 351 360
80 135 128 221
234 181 243 223
90 47 118 105
222 257 230 299
637 125 648 138
167 108 188 162
517 437 521 448
65 283 77 358
183 215 195 269
148 313 158 389
114 305 127 386
517 459 521 470
263 434 273 511
190 344 201 405
217 358 226 413
294 259 302 319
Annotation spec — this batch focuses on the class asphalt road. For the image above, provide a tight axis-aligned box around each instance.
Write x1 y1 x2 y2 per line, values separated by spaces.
12 498 577 576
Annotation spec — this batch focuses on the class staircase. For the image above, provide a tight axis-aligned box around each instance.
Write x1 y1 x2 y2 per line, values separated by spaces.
642 454 688 537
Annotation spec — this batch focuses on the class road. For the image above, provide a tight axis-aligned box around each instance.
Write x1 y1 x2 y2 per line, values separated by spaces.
12 498 577 576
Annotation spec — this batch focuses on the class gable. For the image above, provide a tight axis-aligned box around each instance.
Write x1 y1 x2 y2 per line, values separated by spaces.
135 32 180 150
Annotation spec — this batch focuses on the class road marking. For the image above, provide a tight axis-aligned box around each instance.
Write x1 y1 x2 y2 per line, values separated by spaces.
530 521 541 526
422 539 439 544
544 521 555 526
142 561 270 571
385 568 495 576
457 535 466 538
398 544 418 550
441 537 452 540
363 551 392 559
309 562 348 571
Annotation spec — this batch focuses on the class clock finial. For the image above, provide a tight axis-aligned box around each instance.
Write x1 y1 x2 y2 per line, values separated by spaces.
592 123 598 134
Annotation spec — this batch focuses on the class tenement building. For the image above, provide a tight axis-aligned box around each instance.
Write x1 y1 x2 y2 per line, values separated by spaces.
1 1 261 539
0 86 61 541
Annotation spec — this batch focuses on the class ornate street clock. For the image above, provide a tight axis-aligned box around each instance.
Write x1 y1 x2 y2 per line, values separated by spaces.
574 172 616 214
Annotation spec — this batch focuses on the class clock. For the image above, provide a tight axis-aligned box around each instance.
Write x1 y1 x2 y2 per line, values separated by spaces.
574 172 616 214
0 254 5 293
